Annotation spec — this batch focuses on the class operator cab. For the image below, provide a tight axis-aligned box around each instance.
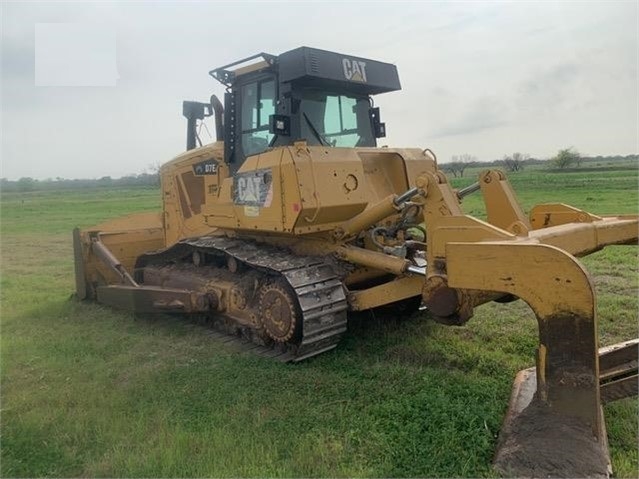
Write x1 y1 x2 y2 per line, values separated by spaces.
189 47 401 173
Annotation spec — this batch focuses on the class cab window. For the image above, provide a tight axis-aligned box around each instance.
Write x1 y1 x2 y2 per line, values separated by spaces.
241 79 275 157
300 91 374 148
323 95 360 147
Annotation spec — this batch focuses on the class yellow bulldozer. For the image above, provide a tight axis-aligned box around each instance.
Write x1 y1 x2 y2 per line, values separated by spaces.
73 47 638 477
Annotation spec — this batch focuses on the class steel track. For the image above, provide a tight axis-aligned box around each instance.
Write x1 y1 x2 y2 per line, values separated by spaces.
136 236 349 362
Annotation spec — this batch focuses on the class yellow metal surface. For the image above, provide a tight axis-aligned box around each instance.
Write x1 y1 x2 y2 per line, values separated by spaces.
416 171 463 226
359 151 410 200
76 143 439 309
529 218 639 256
446 241 598 413
90 211 163 234
336 245 409 275
78 213 164 297
479 169 531 234
159 143 437 241
160 142 227 246
348 275 423 311
335 194 400 239
530 203 602 228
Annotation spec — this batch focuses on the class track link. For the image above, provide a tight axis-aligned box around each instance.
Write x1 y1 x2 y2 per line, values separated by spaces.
136 236 348 362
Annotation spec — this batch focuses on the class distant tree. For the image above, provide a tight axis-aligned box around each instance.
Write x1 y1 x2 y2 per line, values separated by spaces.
17 177 37 192
146 161 162 187
503 152 529 172
441 163 456 177
446 154 477 178
0 178 12 192
553 148 580 169
97 176 112 186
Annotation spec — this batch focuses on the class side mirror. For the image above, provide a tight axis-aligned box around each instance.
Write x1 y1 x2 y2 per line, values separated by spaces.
183 101 211 151
369 107 386 138
269 114 291 136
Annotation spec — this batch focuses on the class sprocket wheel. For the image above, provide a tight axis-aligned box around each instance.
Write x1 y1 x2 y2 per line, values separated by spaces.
258 280 300 343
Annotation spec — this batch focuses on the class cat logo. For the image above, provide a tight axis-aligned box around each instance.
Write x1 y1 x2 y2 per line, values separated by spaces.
342 58 368 83
233 168 273 206
236 176 262 203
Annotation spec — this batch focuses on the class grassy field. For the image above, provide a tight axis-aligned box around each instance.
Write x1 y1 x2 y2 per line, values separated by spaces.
1 165 638 477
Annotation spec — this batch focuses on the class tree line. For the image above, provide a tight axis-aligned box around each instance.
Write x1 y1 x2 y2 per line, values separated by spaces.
441 150 638 178
0 172 160 193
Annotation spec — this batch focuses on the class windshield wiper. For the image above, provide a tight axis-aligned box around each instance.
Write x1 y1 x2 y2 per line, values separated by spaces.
303 113 330 147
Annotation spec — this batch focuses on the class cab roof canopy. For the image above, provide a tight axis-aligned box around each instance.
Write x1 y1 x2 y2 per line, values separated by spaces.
209 46 401 95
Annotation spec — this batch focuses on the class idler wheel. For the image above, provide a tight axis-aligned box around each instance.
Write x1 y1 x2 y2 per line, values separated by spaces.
258 280 300 343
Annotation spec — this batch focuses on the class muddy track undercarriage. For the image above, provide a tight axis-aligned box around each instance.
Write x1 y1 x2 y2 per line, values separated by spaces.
135 236 349 362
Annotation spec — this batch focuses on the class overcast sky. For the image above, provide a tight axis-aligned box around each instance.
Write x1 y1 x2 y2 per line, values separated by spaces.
2 1 637 180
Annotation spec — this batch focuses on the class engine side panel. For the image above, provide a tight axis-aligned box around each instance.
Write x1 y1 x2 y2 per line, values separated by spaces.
163 144 436 237
161 142 228 246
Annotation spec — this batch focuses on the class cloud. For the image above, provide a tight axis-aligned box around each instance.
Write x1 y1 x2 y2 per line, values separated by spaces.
0 2 637 179
519 63 580 101
35 23 119 87
510 62 585 119
525 26 556 37
1 37 34 81
429 95 510 138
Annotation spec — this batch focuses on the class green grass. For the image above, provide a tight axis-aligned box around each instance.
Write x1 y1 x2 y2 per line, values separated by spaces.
1 166 637 477
450 166 639 218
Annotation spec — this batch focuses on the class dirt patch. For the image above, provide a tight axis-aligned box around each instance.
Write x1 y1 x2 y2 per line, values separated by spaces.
494 400 609 478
